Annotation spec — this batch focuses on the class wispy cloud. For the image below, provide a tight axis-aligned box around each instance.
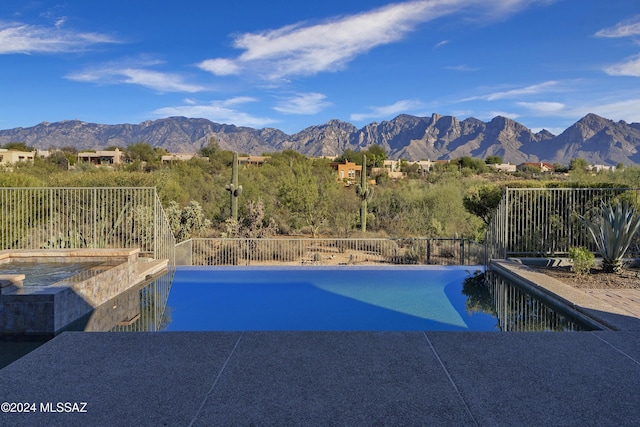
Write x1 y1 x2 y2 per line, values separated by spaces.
445 64 479 72
154 98 277 128
273 93 332 115
595 15 640 38
488 111 520 119
351 99 424 122
66 60 205 93
434 40 449 49
460 80 561 102
199 0 549 80
604 54 640 77
516 101 565 113
570 98 640 124
0 20 117 54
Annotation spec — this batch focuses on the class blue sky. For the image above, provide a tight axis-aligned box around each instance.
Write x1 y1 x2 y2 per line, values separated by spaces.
1 0 639 135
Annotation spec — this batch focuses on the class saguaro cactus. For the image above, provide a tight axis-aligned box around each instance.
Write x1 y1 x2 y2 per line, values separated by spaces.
356 155 374 232
225 152 243 221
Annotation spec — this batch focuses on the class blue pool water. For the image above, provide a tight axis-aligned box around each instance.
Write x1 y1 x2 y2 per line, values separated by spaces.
164 266 499 332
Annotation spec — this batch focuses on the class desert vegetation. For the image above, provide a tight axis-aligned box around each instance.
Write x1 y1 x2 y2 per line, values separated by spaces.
1 141 638 242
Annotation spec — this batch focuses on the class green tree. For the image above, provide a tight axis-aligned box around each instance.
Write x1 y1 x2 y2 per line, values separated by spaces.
199 138 220 158
569 157 589 172
463 185 504 225
458 157 487 173
485 155 503 165
3 141 32 151
278 159 338 237
363 144 387 167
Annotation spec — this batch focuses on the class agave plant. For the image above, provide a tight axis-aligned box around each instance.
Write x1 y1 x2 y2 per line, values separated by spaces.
579 200 640 273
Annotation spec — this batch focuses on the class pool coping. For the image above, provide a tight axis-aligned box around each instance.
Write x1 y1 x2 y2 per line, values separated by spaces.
490 259 640 331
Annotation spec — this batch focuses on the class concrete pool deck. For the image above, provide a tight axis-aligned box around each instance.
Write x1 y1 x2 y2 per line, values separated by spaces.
1 330 640 426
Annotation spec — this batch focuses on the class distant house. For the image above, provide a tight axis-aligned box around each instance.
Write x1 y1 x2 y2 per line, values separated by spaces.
588 164 616 172
489 163 517 173
330 160 362 182
161 153 201 164
35 149 51 159
238 155 269 166
77 148 124 166
517 162 555 172
0 149 35 165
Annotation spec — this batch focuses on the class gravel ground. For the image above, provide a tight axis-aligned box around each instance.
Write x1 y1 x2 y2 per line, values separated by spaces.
530 265 640 289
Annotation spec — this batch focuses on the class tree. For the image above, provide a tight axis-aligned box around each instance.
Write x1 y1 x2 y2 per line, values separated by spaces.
3 141 32 151
126 142 157 162
553 163 569 173
463 185 504 225
485 155 503 165
278 159 337 237
334 148 362 165
364 145 387 167
458 157 487 173
199 138 220 158
569 157 589 172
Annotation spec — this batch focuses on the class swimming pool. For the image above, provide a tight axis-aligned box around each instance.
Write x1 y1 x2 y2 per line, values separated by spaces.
163 266 499 331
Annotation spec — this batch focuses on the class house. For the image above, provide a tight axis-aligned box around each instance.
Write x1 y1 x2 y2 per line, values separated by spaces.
0 149 35 165
330 160 362 182
238 155 269 166
77 148 125 166
517 162 555 172
161 153 201 164
489 163 517 173
588 164 616 173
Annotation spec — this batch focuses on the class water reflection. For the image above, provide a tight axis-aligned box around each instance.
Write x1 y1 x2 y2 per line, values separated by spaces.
484 271 591 332
108 272 173 332
460 270 495 316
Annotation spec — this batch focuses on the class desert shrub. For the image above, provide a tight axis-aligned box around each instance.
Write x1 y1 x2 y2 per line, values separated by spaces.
568 247 594 276
209 241 242 265
250 240 304 262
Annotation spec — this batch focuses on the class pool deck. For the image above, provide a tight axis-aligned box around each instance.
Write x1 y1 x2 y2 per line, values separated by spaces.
1 330 640 426
2 261 640 426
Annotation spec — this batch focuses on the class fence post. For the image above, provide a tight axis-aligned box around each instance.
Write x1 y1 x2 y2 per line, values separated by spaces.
426 239 431 264
504 187 509 259
460 239 465 265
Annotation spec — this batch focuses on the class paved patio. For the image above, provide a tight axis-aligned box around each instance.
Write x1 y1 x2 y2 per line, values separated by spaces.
1 330 640 426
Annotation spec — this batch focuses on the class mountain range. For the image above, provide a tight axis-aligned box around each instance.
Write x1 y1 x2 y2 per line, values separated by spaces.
2 113 640 165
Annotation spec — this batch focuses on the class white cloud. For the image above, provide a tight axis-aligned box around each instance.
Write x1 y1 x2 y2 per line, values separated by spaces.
595 15 640 38
273 93 331 115
461 81 560 102
445 64 479 72
351 99 424 121
434 40 449 48
198 0 548 80
0 20 117 54
66 62 205 93
604 54 640 77
153 99 276 128
516 101 565 113
198 58 240 76
570 98 640 124
488 111 520 120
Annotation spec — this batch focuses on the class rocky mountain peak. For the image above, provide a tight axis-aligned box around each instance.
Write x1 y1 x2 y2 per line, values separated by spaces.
1 113 640 165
